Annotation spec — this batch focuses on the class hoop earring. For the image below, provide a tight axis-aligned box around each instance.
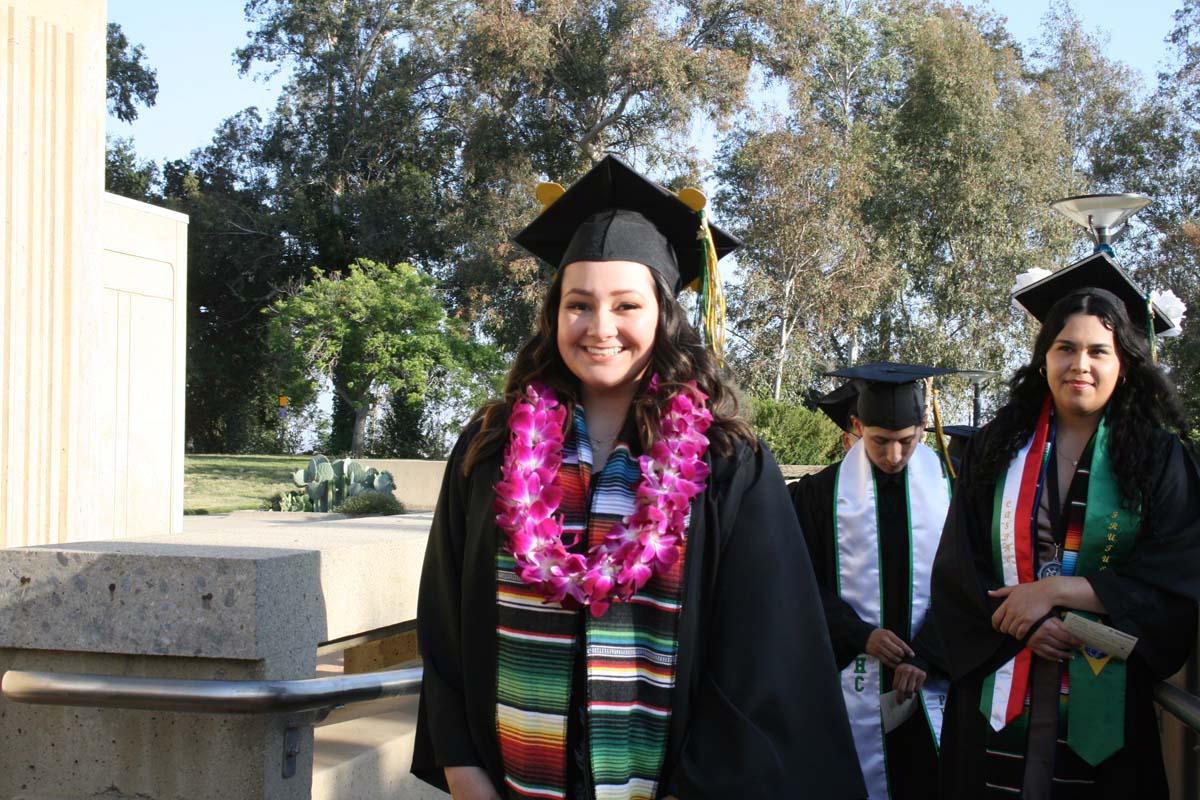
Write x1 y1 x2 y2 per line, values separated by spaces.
1120 374 1127 386
1038 365 1046 378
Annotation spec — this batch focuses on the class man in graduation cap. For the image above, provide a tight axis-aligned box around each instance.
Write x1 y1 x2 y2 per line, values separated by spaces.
791 362 954 800
820 382 862 455
413 154 865 800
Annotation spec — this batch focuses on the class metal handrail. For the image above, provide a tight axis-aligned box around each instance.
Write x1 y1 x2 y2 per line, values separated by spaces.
0 666 423 717
1155 680 1200 733
4 666 1197 733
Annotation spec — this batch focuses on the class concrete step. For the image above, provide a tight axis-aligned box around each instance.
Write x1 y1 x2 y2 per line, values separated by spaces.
312 695 448 800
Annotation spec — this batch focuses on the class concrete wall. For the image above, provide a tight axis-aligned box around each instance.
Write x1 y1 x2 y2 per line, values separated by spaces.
97 193 188 537
358 459 447 511
1 0 107 548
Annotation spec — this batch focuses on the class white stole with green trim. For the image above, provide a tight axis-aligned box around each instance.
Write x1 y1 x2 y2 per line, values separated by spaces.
834 441 950 800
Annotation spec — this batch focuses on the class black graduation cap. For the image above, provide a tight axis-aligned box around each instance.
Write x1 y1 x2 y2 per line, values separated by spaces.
927 424 979 459
935 424 980 441
512 154 742 295
825 362 957 430
816 383 859 432
1012 251 1174 334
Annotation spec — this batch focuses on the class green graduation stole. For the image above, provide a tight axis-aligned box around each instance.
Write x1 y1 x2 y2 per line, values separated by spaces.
1066 416 1138 764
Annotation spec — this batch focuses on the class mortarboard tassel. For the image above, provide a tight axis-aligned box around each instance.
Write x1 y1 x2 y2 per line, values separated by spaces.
1146 298 1158 364
696 209 726 365
931 388 956 480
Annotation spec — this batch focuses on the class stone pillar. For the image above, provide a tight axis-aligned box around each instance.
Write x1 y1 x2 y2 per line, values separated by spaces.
0 514 429 800
1 0 108 548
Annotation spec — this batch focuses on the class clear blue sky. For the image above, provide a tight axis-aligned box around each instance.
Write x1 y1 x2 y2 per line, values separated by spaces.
107 0 1186 165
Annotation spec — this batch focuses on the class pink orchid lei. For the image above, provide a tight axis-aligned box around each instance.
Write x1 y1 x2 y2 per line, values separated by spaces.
493 378 713 617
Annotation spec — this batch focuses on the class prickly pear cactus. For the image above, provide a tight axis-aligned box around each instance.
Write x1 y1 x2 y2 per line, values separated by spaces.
293 456 336 511
372 471 396 495
286 456 397 513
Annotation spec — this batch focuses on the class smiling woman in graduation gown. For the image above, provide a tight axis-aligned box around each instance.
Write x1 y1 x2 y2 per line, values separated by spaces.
932 269 1200 799
411 155 864 800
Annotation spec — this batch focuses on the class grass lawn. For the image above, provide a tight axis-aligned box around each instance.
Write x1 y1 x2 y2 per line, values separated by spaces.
185 454 312 514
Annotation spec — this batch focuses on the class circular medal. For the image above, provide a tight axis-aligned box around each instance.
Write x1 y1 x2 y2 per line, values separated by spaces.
1037 560 1063 579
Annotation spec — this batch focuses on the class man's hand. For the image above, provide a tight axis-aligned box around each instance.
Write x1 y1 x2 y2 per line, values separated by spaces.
866 628 915 669
893 663 927 702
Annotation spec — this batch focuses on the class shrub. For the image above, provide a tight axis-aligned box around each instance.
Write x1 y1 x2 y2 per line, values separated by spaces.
334 491 405 517
261 490 314 512
748 397 843 466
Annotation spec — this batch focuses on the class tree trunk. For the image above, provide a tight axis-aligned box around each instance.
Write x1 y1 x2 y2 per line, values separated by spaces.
351 403 370 458
773 280 794 401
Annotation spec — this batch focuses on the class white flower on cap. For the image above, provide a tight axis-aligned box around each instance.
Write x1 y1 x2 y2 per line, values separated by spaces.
1010 267 1052 312
1151 289 1187 337
1011 267 1052 294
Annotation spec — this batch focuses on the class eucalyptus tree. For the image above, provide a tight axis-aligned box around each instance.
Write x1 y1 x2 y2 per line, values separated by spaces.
718 117 881 401
865 6 1077 377
441 0 759 349
718 1 1078 412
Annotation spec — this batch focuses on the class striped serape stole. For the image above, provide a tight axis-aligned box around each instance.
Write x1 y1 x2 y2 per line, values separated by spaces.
496 409 686 800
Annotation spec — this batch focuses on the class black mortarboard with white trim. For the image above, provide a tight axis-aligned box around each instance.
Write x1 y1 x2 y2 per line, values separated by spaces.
1012 251 1174 334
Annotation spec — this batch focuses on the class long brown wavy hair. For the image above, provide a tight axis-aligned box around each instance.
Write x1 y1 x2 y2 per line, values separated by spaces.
462 266 755 475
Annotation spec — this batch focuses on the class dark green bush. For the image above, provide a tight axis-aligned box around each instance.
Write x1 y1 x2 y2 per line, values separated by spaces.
334 491 405 517
748 397 843 466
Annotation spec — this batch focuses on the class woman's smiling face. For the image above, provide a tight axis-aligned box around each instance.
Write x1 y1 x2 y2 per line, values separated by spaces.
556 260 659 398
1044 312 1121 422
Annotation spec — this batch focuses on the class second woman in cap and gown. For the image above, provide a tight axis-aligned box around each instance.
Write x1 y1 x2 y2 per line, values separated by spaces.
933 256 1200 799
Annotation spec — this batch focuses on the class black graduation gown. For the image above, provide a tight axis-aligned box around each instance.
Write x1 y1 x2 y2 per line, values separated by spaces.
932 425 1200 799
413 422 867 799
790 462 945 800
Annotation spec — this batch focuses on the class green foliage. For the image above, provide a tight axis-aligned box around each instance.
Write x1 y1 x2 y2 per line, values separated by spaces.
748 397 843 466
114 0 1200 443
166 110 303 454
722 1 1077 408
105 135 159 200
106 23 159 123
334 491 406 517
267 259 500 456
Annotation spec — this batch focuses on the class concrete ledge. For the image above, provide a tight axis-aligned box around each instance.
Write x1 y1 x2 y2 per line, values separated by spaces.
781 464 825 481
0 512 435 800
0 513 432 663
